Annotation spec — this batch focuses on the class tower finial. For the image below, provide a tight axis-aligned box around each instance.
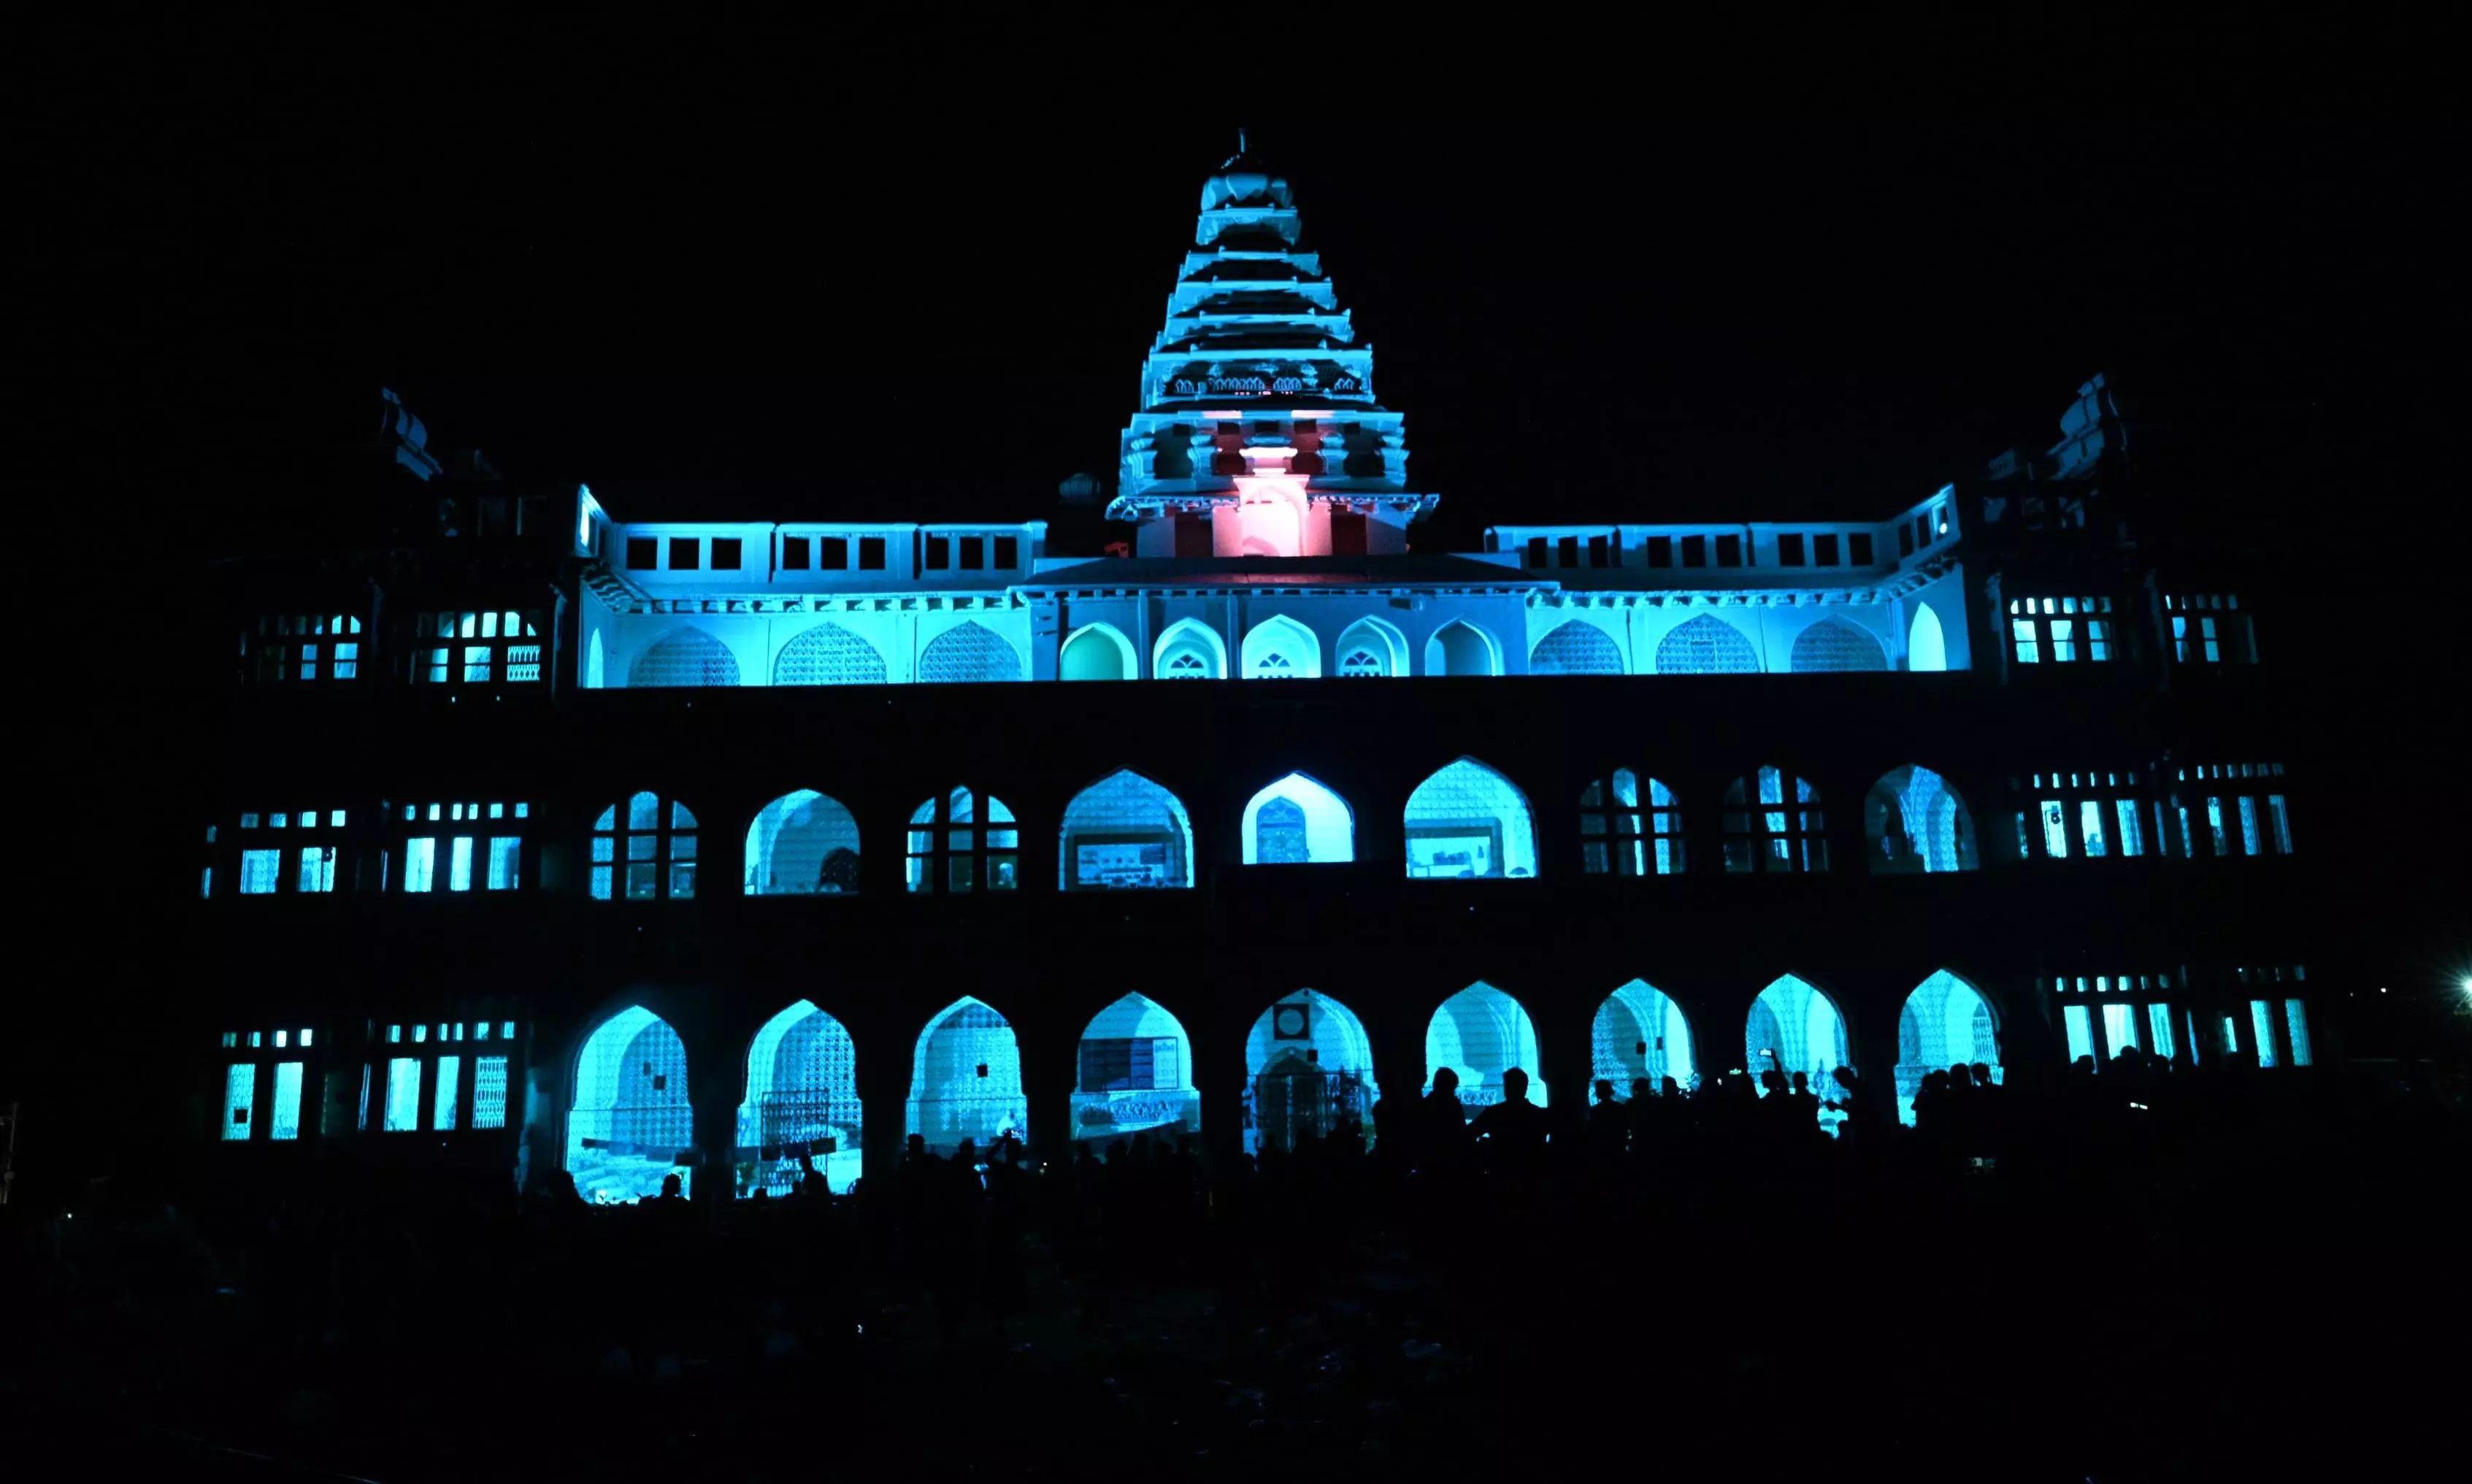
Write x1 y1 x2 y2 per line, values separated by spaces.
1238 126 1246 155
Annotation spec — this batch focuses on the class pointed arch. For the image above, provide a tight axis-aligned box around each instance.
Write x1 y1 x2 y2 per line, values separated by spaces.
629 628 741 688
906 786 1018 892
737 1000 861 1195
1424 620 1502 677
1529 620 1626 675
1908 603 1949 672
1790 618 1888 673
567 1005 693 1203
1865 765 1978 874
1406 756 1535 879
1241 772 1355 864
1151 616 1228 680
907 996 1026 1157
1592 980 1697 1093
1070 993 1200 1143
1059 622 1136 682
1244 989 1379 1156
1579 769 1684 875
1655 613 1760 674
918 620 1023 683
1241 613 1322 679
1895 970 2003 1126
1746 974 1851 1133
1722 766 1828 873
585 629 605 690
1426 981 1548 1109
1334 615 1408 677
772 622 887 686
1060 768 1193 889
591 791 699 899
743 789 861 895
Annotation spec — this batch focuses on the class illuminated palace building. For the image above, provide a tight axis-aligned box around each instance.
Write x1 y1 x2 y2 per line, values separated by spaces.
202 152 2322 1202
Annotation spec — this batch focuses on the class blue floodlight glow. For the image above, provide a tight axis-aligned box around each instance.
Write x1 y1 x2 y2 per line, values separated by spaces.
1404 757 1536 879
1592 980 1697 1091
1529 620 1625 675
1746 974 1850 1134
1242 614 1323 679
1656 613 1760 674
566 1005 694 1204
1334 616 1408 677
1071 993 1201 1143
1423 620 1501 677
773 622 888 686
1895 970 2003 1125
1426 981 1548 1109
222 1063 256 1140
1241 772 1355 864
1060 623 1137 681
1789 618 1888 672
1723 768 1827 873
1908 604 1949 672
385 1057 422 1131
593 792 699 899
1865 766 1978 874
908 997 1027 1157
1060 768 1194 889
919 621 1024 683
745 789 862 894
1243 989 1379 1157
630 628 741 688
738 999 863 1196
907 787 1019 892
1153 617 1229 680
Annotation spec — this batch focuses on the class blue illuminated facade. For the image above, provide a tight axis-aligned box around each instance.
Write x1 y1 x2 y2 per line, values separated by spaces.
195 153 2326 1193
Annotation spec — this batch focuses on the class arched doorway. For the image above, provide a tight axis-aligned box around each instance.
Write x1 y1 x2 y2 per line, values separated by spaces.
736 1000 862 1196
1745 974 1851 1134
1895 970 2003 1126
1909 603 1948 672
1069 993 1199 1147
1592 980 1697 1093
566 1005 694 1204
907 998 1027 1158
1427 982 1548 1109
1243 990 1378 1156
1240 772 1354 864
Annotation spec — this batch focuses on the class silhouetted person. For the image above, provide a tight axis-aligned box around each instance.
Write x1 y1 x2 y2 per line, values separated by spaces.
1588 1077 1631 1158
1418 1068 1472 1174
1470 1068 1548 1169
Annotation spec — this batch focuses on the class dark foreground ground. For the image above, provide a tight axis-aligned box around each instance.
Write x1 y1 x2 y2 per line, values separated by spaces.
6 1064 2465 1483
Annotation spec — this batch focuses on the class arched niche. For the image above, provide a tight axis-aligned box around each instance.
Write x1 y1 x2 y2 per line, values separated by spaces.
1529 620 1625 675
1404 756 1536 879
1241 772 1354 864
1591 980 1697 1094
1424 620 1502 677
1241 613 1321 679
1865 765 1978 874
1061 622 1137 681
1895 970 2003 1126
736 1000 861 1195
1152 617 1228 680
630 628 740 688
1909 603 1949 672
745 789 861 895
1334 615 1408 677
1244 989 1379 1156
1060 768 1193 890
907 997 1026 1158
1069 993 1201 1146
1745 974 1851 1134
1426 981 1548 1109
567 1005 694 1204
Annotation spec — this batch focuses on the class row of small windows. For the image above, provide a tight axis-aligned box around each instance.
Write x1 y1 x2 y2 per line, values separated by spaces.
212 804 532 897
411 610 545 685
2046 967 2313 1071
223 1020 518 1140
242 613 361 683
2011 765 2293 861
2009 596 2116 664
1516 529 1892 571
621 533 1024 574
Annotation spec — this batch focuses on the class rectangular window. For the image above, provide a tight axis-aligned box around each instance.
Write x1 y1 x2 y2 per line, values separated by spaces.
434 1056 461 1131
2062 1004 2094 1064
960 536 986 570
404 837 436 893
1813 533 1840 566
2236 796 2262 856
1078 1037 1182 1091
2078 801 2107 857
240 850 281 894
2249 1001 2279 1069
2087 619 2111 661
1556 534 1578 566
385 1058 421 1131
626 537 657 570
2102 1004 2140 1059
223 1064 257 1139
475 1056 509 1129
1898 524 1915 557
710 537 742 570
819 536 849 570
2050 618 2076 662
450 837 475 891
1849 532 1873 565
271 1062 304 1140
1525 536 1548 568
2039 801 2069 858
488 837 521 889
296 846 337 893
781 535 810 570
859 536 886 570
1646 536 1673 568
926 534 951 569
1681 534 1706 568
2146 1004 2178 1061
2206 798 2228 856
2012 619 2041 664
2201 616 2221 663
2265 795 2292 853
2115 799 2145 857
1715 533 1743 567
1777 532 1806 566
2283 1001 2313 1067
993 535 1019 569
1587 534 1610 567
667 537 698 570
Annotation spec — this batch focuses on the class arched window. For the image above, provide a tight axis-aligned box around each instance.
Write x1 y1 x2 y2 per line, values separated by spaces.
1241 613 1321 680
1865 765 1978 873
1059 623 1135 681
1722 767 1827 873
1244 990 1379 1156
1654 613 1760 674
1071 993 1200 1144
1427 981 1548 1109
567 1005 693 1203
1579 769 1683 875
745 790 861 895
585 630 605 689
1152 618 1227 680
772 622 887 686
1060 769 1193 890
907 997 1026 1158
1908 603 1949 672
1529 620 1625 675
1424 620 1501 677
1592 980 1697 1093
592 791 699 899
737 1000 861 1196
1895 970 2002 1126
918 621 1023 683
1241 772 1354 864
907 787 1018 892
1405 756 1536 879
1334 616 1408 677
629 629 740 688
1745 974 1850 1133
1789 618 1888 672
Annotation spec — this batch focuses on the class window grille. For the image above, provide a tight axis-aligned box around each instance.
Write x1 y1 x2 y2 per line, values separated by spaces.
433 1056 461 1130
1591 981 1697 1091
1529 621 1624 675
231 807 350 896
1655 613 1759 674
629 629 742 688
396 801 528 892
1789 619 1888 672
1405 757 1536 879
2010 771 2149 859
384 1058 422 1131
411 610 545 685
2164 764 2292 858
745 790 861 894
771 622 888 685
1722 767 1827 873
223 1063 257 1139
2046 971 2185 1069
907 999 1028 1158
918 621 1022 683
1333 618 1405 677
907 787 1018 893
2006 596 2115 665
1160 648 1213 679
474 1056 510 1129
2165 593 2257 664
737 1001 863 1196
1579 769 1682 875
1864 766 1976 873
568 1007 694 1203
1061 769 1192 889
244 612 362 683
594 791 699 899
1338 647 1386 677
